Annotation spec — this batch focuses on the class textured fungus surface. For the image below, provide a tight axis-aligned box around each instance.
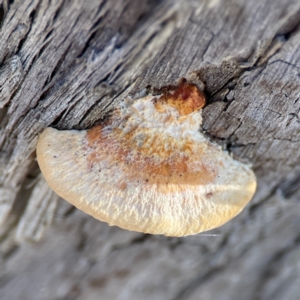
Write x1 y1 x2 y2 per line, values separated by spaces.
37 83 256 236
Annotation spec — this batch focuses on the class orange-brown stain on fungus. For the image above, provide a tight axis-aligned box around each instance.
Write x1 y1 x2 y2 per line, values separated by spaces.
155 81 206 115
36 80 257 237
86 124 216 189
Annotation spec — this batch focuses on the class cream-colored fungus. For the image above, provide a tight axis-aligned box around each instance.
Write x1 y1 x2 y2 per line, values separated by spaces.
37 82 256 236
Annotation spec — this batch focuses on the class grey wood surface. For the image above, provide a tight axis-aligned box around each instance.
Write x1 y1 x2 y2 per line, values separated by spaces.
1 0 300 299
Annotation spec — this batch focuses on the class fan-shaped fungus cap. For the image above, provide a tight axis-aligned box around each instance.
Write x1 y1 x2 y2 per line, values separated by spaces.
37 82 256 237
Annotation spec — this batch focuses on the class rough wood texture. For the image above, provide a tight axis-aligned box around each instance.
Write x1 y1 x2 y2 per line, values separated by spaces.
1 0 300 299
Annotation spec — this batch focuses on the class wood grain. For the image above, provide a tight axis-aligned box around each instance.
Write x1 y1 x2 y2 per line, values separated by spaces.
1 0 300 299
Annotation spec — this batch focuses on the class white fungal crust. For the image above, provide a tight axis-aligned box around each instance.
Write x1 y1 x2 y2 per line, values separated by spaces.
37 83 256 236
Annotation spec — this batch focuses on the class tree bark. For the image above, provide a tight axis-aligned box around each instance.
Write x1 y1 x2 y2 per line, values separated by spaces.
1 0 300 299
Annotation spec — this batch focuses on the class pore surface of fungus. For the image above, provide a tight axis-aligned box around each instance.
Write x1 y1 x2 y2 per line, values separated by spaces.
37 82 256 236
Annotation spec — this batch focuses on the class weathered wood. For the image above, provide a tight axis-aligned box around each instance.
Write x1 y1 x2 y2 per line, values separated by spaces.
1 0 300 299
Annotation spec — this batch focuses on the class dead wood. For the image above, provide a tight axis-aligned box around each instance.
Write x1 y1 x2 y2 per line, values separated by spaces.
1 0 300 299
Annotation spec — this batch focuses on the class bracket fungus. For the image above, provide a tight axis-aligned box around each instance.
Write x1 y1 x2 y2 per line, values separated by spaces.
37 82 256 237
